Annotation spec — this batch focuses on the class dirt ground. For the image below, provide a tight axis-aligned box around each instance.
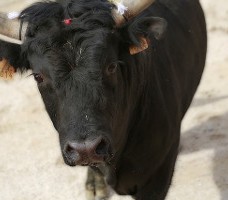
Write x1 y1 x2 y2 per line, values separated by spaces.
0 0 228 200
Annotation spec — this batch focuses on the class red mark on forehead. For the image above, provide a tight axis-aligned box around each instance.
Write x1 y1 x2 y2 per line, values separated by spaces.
64 18 72 25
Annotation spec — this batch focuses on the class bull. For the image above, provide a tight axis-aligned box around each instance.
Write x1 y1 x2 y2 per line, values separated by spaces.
0 0 207 199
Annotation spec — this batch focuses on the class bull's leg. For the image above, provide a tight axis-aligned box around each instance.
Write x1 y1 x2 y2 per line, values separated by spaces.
86 167 109 200
134 143 179 200
86 167 96 200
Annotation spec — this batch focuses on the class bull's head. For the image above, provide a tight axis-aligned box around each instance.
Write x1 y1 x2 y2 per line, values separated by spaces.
0 0 166 167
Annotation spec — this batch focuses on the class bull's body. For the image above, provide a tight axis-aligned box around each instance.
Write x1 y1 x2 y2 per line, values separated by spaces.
103 1 207 198
0 0 206 199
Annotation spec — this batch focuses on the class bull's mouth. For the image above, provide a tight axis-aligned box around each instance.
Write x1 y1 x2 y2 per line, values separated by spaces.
63 154 113 167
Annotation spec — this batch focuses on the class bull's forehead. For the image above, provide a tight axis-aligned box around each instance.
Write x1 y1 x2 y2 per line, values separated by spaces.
26 38 116 91
25 26 118 71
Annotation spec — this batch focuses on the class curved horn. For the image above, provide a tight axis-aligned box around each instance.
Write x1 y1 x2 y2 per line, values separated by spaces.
111 0 156 27
0 12 26 41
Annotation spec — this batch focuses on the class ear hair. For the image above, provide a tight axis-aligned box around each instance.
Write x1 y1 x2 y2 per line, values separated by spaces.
0 40 29 74
129 37 149 55
119 16 167 55
145 17 167 40
0 59 15 80
128 16 167 45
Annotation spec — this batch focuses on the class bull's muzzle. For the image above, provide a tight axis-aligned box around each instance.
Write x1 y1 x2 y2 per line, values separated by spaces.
63 136 112 166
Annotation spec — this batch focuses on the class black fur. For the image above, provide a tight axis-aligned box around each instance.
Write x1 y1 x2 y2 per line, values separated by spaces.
0 0 207 199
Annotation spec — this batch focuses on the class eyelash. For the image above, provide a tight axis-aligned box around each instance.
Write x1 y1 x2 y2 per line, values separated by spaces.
29 73 44 84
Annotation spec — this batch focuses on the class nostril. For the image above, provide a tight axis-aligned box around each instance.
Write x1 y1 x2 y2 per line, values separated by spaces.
95 139 108 155
63 138 111 165
64 142 77 154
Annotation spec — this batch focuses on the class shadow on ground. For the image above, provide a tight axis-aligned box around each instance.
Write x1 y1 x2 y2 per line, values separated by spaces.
181 98 228 200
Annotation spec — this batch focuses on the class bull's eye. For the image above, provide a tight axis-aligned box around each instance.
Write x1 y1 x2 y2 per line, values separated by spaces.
33 73 44 83
106 63 117 75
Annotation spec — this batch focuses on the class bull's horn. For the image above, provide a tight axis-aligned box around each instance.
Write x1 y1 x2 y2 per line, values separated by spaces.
111 0 156 27
0 12 26 41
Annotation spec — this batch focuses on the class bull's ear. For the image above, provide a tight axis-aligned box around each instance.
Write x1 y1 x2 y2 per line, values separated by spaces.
126 17 167 55
0 40 28 80
137 17 167 40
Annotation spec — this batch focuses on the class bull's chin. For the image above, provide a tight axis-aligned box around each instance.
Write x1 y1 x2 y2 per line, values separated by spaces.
65 160 105 167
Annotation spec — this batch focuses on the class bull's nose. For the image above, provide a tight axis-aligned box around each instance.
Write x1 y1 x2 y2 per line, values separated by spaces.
63 137 110 166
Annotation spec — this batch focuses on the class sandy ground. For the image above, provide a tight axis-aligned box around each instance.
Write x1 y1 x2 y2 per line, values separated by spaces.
0 0 228 199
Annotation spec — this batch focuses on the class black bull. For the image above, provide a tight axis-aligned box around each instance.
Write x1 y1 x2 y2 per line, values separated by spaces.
0 0 206 199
